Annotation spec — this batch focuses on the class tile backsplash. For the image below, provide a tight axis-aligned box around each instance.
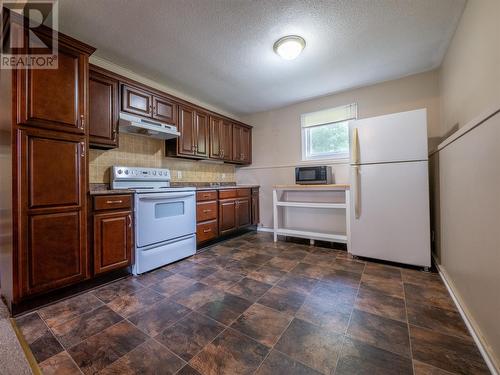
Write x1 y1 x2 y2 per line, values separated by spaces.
89 134 236 184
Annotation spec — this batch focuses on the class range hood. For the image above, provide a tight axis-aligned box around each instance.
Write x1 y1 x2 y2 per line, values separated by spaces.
119 112 180 140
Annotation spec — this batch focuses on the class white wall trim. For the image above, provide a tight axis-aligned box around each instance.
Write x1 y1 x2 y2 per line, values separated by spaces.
437 105 500 151
433 255 499 375
238 159 350 171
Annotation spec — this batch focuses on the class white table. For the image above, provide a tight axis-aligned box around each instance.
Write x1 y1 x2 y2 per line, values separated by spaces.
272 184 351 247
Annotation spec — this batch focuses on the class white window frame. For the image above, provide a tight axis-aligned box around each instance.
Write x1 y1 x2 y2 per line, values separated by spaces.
301 103 357 162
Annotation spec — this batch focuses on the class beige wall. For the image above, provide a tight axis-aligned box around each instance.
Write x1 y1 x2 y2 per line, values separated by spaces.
434 0 500 371
237 70 440 228
439 0 500 135
88 57 238 185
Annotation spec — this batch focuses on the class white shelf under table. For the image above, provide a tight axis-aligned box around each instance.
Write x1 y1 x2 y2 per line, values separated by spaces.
272 184 351 247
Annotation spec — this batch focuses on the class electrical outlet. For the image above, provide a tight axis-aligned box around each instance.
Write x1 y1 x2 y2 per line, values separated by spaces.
222 173 226 179
177 171 182 179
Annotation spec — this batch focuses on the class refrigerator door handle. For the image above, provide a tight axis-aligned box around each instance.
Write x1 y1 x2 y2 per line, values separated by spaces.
351 128 360 164
353 165 361 219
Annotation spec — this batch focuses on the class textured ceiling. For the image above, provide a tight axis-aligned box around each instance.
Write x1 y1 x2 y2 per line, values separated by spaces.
56 0 465 116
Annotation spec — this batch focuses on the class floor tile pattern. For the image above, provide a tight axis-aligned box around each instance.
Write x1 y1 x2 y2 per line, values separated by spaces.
15 232 489 375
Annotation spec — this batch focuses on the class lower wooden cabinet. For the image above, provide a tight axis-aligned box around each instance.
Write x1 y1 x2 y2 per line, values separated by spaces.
251 188 260 225
91 194 133 275
195 187 258 245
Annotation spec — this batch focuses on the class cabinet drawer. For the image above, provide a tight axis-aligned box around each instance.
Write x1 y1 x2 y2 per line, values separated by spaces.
197 201 217 222
196 190 217 202
237 188 250 197
197 220 218 243
94 194 132 211
219 189 237 199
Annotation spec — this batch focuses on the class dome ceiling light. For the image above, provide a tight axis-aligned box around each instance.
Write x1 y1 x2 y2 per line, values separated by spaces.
273 35 306 60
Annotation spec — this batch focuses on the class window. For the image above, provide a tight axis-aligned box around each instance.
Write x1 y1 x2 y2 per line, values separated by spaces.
301 103 357 161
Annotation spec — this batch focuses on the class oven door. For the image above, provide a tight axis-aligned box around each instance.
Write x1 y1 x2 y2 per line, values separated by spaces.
135 191 196 248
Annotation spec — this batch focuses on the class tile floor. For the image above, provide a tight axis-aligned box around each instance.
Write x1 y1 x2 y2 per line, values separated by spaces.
15 232 490 375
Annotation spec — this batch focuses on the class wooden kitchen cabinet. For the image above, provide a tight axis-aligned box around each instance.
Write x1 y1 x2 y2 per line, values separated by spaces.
121 84 177 126
152 95 177 124
219 199 237 236
209 116 233 161
18 128 88 297
167 104 209 158
121 84 153 118
89 66 119 148
93 210 133 275
16 42 89 135
236 198 251 227
232 124 251 164
251 188 260 225
92 194 133 275
196 190 218 244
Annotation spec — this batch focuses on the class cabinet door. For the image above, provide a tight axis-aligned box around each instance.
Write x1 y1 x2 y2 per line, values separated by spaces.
94 211 132 275
221 120 233 161
241 127 251 164
19 129 87 297
177 105 196 156
89 69 118 148
251 191 259 225
209 116 222 159
16 45 86 134
153 95 177 125
121 84 153 118
232 124 242 162
236 198 250 228
195 111 209 158
219 199 236 235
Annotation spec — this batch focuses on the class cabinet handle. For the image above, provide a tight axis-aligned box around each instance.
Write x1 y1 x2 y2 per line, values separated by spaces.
80 114 85 130
106 200 123 204
127 214 132 228
203 209 211 213
203 228 212 233
80 142 85 158
203 194 210 198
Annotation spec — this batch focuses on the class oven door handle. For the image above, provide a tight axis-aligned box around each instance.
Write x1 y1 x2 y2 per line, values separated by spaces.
138 192 195 201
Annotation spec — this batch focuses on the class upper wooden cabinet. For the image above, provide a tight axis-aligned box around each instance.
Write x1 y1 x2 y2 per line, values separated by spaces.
167 104 209 159
121 84 177 126
209 116 233 161
16 44 88 135
89 66 119 148
232 124 251 164
153 95 177 124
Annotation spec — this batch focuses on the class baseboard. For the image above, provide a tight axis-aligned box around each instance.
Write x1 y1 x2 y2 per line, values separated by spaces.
256 226 273 233
433 255 499 375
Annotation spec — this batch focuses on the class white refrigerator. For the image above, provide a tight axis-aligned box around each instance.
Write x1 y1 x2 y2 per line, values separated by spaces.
348 109 431 268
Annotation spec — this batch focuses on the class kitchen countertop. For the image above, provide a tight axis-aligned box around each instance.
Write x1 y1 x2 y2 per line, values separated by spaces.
89 183 260 195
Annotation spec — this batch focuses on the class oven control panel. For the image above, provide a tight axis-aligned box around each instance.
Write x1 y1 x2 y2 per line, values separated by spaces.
112 166 171 181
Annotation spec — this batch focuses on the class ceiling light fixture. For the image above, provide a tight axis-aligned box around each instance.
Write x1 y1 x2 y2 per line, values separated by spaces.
273 35 306 60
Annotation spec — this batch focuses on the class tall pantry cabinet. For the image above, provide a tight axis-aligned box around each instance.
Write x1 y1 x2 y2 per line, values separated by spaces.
0 11 96 312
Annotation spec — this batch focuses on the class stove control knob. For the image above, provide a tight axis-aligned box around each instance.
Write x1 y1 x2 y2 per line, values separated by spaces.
125 170 129 175
117 169 123 175
152 171 156 176
158 171 162 176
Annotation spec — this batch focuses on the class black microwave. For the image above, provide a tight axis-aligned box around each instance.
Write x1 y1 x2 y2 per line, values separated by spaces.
295 166 333 185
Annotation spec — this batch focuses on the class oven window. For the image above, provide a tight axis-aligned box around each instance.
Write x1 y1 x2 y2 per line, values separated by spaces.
155 202 184 218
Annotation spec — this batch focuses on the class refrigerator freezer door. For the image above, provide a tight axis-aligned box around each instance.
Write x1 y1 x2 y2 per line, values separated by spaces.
349 109 428 164
349 161 431 267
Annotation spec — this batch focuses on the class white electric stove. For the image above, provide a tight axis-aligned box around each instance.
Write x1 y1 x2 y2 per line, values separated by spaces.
111 166 196 274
